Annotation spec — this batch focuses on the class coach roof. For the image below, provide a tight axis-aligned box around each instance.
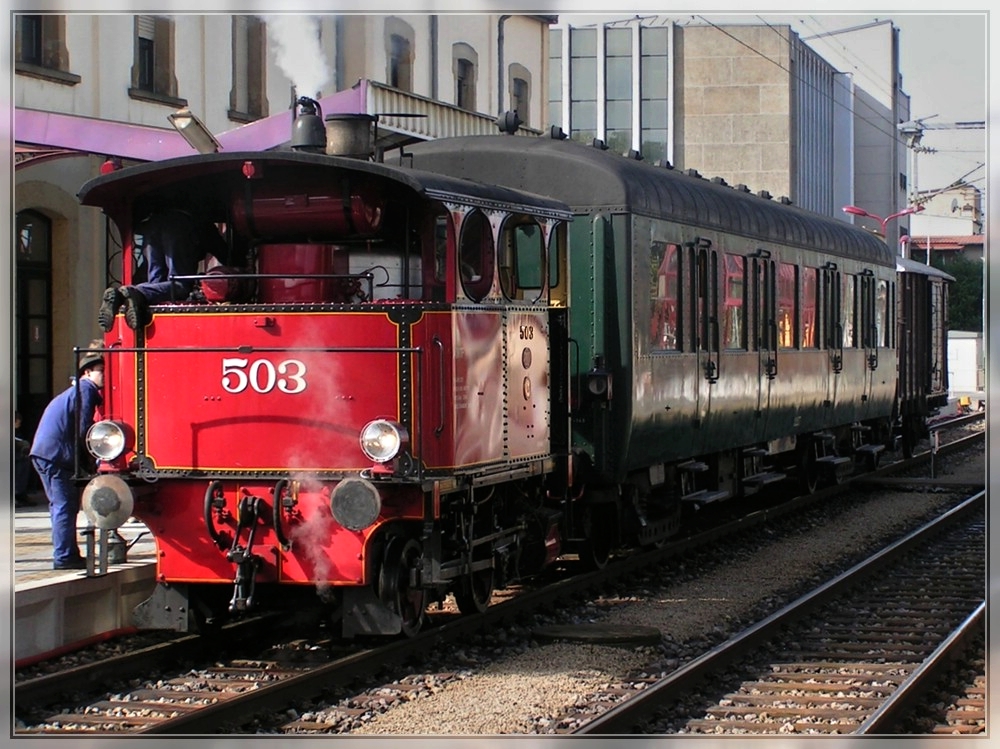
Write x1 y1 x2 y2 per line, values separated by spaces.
405 134 896 267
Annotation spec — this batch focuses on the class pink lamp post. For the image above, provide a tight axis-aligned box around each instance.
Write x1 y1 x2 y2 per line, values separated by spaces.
842 203 925 237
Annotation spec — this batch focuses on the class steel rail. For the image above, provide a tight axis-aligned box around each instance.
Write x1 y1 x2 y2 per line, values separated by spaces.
573 490 985 735
856 601 986 734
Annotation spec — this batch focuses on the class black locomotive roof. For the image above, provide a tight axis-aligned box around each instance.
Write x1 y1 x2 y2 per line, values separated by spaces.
78 149 572 221
405 134 896 267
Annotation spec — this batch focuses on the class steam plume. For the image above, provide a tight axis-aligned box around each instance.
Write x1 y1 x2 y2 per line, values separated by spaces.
263 15 332 99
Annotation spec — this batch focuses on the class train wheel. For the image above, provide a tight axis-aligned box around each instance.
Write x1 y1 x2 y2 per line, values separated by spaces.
454 562 494 615
578 503 615 571
797 442 820 495
378 537 426 637
901 422 918 459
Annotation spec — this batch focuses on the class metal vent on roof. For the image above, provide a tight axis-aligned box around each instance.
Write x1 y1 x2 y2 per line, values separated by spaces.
591 138 608 150
711 176 728 186
779 196 793 205
686 168 702 179
757 190 773 200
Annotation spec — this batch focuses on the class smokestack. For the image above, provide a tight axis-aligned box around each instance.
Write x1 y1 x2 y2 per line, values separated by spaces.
290 96 326 152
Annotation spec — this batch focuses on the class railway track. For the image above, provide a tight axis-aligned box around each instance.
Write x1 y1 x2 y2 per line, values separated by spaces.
14 425 983 735
573 491 985 735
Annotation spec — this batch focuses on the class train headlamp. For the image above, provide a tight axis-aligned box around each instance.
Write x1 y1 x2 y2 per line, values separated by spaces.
86 421 127 461
359 419 408 463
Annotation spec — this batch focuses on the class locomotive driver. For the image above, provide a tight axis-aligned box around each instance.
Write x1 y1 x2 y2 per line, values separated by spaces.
98 207 228 331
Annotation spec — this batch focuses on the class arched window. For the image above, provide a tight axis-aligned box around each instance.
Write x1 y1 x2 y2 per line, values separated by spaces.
230 16 267 121
508 63 531 126
453 43 478 111
499 217 546 303
15 210 54 437
459 211 494 302
385 17 414 92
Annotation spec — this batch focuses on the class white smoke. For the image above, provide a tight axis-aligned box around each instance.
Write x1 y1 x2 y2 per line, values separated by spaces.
288 501 335 600
263 14 332 99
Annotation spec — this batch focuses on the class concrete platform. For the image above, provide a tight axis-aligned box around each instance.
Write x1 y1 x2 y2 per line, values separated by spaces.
9 492 157 665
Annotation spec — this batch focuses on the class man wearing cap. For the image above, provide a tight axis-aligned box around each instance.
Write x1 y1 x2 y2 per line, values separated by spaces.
29 348 105 570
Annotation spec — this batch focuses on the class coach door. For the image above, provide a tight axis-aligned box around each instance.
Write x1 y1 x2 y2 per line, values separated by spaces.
858 270 878 408
692 240 719 429
821 264 843 409
752 251 777 430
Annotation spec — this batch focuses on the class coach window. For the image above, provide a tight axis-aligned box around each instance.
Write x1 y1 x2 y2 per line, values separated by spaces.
695 248 719 353
858 272 883 350
777 262 797 348
650 241 680 350
875 279 889 346
459 210 494 302
802 267 818 347
821 267 839 350
842 275 856 347
499 218 546 303
722 254 745 349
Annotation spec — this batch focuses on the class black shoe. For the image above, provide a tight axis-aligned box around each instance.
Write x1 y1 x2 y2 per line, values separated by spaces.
53 558 87 570
121 287 149 330
98 286 125 332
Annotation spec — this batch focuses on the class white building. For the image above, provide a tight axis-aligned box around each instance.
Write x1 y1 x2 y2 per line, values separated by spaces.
13 12 554 433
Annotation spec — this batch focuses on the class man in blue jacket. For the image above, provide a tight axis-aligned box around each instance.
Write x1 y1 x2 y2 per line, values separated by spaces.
30 349 105 570
97 208 228 331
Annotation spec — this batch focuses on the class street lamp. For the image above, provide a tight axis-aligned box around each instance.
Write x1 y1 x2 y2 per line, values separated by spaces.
168 107 221 154
841 204 925 236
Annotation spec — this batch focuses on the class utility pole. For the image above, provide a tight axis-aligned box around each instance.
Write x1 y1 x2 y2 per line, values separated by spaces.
897 115 986 205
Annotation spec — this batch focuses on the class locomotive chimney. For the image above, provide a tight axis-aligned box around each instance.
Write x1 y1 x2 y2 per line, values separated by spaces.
290 96 327 152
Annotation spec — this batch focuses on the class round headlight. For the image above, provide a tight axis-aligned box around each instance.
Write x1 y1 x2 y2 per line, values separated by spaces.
359 419 407 463
86 421 127 461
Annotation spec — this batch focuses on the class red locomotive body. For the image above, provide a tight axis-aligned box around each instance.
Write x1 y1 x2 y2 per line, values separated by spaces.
80 116 572 635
